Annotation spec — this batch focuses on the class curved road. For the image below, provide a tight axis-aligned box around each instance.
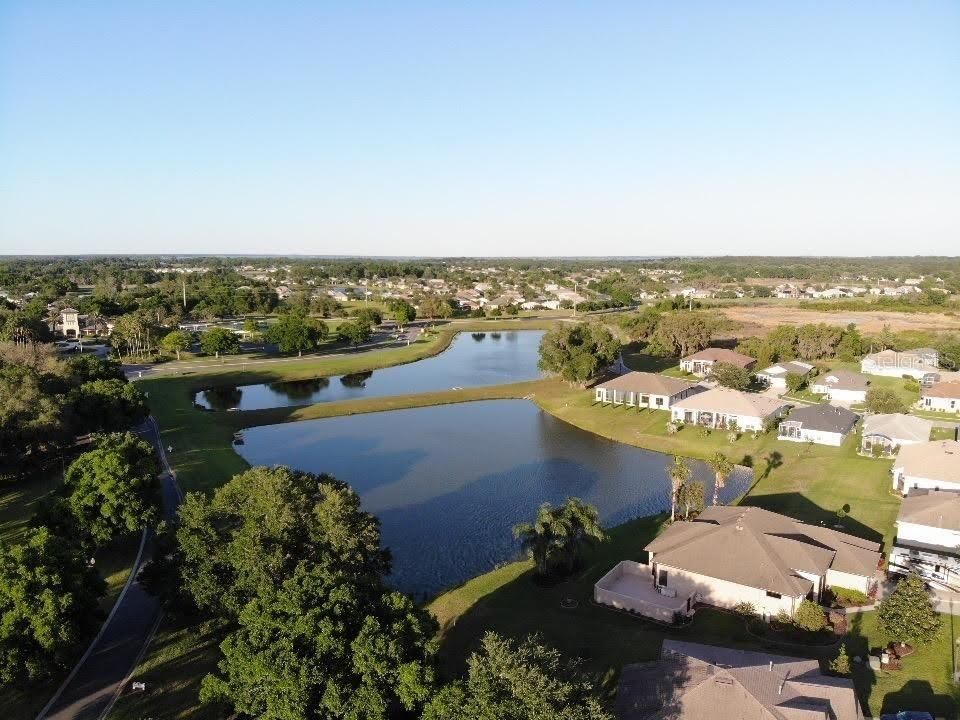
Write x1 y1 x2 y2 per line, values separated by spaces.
37 418 182 720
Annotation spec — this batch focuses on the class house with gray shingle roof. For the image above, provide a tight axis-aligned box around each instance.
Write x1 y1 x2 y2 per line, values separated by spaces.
617 640 862 720
810 369 869 404
777 404 859 446
892 440 960 494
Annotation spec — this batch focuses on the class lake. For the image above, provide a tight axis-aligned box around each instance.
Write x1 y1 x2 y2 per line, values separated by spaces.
196 330 545 411
235 400 752 597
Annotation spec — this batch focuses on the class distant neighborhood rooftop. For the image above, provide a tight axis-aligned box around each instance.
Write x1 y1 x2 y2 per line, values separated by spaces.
760 360 815 377
617 639 862 720
924 382 960 399
818 369 869 391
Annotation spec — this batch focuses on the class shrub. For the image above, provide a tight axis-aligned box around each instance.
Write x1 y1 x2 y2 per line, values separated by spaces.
726 431 739 444
698 427 711 438
829 644 851 676
774 609 792 626
732 602 756 618
828 586 870 607
666 422 679 435
794 599 826 632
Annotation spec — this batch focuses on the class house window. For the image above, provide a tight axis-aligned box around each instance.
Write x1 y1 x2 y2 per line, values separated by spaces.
655 397 663 407
766 590 781 599
658 569 668 587
641 395 649 405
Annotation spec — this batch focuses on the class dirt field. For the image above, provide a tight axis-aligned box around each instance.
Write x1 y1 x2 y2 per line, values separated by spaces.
721 304 960 336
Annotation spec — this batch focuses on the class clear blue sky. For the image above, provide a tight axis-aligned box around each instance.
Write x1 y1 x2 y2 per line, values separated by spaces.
1 1 958 256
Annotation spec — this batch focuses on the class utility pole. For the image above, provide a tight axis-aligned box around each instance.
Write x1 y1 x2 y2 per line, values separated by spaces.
182 277 187 310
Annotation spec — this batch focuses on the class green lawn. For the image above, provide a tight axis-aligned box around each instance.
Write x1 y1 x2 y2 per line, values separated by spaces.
0 469 62 546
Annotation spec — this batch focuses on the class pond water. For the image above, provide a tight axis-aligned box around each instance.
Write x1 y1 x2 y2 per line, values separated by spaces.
235 400 752 597
196 330 545 411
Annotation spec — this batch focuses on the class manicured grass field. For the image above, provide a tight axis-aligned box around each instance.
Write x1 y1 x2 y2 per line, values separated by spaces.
0 468 62 546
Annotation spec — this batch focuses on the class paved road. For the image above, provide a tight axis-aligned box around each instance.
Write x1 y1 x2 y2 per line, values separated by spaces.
38 418 182 720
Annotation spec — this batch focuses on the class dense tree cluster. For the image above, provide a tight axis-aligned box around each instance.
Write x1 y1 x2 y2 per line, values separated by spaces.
877 574 941 646
538 323 621 385
0 345 147 477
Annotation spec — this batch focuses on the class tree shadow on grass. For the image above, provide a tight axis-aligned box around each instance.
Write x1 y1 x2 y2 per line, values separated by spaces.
739 491 884 547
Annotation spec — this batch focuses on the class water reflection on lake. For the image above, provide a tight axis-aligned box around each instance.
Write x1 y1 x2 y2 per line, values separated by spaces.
197 330 544 411
236 400 752 597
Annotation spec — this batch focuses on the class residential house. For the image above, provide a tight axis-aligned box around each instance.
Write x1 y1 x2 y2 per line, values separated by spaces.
327 289 350 302
861 347 939 380
56 308 81 338
756 360 815 390
889 489 960 589
861 413 933 456
810 369 869 404
595 506 880 623
670 387 789 432
778 404 859 446
616 640 862 720
679 348 756 377
892 440 960 494
921 382 960 414
593 372 705 410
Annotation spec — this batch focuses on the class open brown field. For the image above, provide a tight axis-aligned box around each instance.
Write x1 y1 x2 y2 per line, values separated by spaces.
721 304 960 335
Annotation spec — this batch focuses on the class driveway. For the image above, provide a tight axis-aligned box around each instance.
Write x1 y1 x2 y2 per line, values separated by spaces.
37 418 182 720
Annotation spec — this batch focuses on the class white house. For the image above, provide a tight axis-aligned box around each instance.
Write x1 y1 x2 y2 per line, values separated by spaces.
56 308 81 338
861 347 939 380
860 413 933 456
593 372 705 410
921 382 960 414
892 440 960 494
679 348 756 377
670 387 789 432
810 369 869 404
595 506 880 622
756 360 815 390
890 489 960 589
777 404 859 447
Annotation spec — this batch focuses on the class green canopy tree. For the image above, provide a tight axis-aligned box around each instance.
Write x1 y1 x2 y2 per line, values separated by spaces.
675 479 705 520
177 466 436 719
0 363 68 477
336 319 373 346
0 527 105 685
266 312 329 356
63 432 160 547
200 327 241 358
537 323 621 386
865 388 907 414
161 329 194 360
66 378 149 434
877 574 941 645
709 362 751 390
390 301 416 330
423 633 613 720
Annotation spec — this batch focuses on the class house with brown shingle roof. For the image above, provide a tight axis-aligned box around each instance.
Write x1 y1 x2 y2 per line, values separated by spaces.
670 387 789 432
680 348 756 377
617 640 862 720
593 371 705 410
921 381 960 414
595 506 880 622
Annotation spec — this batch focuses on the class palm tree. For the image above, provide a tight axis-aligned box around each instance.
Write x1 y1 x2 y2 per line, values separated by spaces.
513 502 564 576
513 498 606 576
557 498 606 574
667 456 692 522
707 451 734 506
